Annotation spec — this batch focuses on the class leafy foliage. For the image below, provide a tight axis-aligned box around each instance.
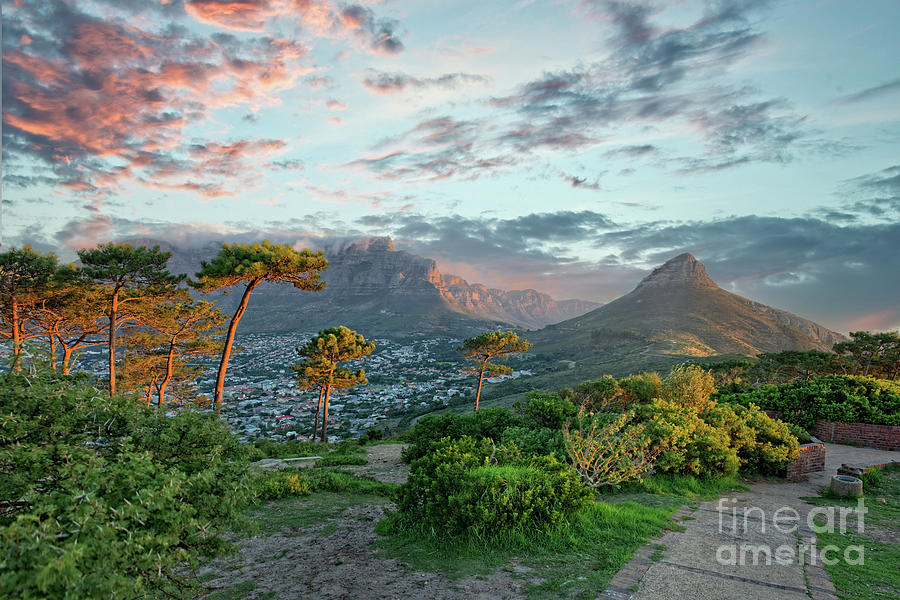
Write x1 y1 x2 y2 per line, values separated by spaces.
394 436 588 537
401 407 525 462
0 368 254 599
717 375 900 428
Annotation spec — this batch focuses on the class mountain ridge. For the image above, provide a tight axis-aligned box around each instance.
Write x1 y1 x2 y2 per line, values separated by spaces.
120 236 599 333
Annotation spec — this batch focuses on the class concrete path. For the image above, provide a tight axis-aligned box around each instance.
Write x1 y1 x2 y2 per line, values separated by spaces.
601 444 900 600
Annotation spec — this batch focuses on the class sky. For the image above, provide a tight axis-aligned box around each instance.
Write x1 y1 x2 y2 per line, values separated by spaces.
2 0 899 334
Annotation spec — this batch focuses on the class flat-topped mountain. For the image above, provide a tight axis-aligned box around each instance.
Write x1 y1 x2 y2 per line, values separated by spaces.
531 253 845 358
124 236 598 334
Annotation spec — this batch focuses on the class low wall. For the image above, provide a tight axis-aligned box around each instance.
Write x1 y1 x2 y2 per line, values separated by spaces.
786 437 826 482
812 420 900 451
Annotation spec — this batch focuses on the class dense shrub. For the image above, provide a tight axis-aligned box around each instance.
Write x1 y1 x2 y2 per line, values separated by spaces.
561 375 621 411
0 369 254 599
703 403 799 475
717 375 900 428
522 391 577 429
500 425 566 460
251 437 321 459
402 407 524 462
639 398 741 477
395 436 588 536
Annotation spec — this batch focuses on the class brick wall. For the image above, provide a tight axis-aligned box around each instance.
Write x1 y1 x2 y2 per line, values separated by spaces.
786 438 826 482
812 420 900 451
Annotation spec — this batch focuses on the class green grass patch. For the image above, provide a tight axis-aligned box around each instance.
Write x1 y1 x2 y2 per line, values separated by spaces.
249 469 397 535
804 465 900 600
201 580 255 600
250 491 391 535
600 473 746 509
376 499 676 599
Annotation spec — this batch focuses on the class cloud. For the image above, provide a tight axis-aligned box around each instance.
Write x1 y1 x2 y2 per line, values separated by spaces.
350 0 807 182
838 164 900 220
832 77 900 105
181 1 405 55
360 70 489 96
1 0 404 198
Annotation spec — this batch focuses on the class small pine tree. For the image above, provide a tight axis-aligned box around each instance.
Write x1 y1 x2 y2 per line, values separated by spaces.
293 326 374 442
457 330 531 411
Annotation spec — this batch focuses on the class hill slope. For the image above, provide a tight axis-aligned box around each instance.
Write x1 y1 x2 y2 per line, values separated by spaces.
530 253 845 359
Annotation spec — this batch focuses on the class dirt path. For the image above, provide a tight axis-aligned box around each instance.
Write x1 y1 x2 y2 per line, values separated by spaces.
199 444 531 599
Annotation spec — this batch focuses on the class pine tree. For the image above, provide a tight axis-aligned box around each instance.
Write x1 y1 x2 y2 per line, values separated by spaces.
78 243 182 396
193 241 327 414
457 330 531 411
120 292 225 407
293 326 374 442
0 247 58 371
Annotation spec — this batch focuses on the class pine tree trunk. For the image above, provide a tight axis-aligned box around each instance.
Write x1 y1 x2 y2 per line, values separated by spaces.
213 280 257 415
321 382 332 443
108 290 119 396
11 297 21 373
62 345 74 376
312 387 324 441
49 333 57 371
159 339 176 408
474 360 487 412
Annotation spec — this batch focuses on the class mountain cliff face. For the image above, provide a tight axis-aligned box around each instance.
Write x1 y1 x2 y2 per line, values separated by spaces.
532 253 846 358
129 236 598 333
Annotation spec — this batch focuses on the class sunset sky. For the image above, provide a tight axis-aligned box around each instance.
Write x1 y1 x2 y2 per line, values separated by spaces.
2 0 899 333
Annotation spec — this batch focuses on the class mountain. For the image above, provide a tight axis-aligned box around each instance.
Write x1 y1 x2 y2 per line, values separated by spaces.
124 236 598 335
531 253 845 359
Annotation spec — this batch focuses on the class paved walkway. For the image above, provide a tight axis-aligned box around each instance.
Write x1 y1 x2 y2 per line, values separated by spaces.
601 444 900 600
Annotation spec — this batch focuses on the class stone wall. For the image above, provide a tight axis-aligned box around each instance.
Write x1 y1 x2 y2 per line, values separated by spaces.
812 420 900 451
786 437 826 482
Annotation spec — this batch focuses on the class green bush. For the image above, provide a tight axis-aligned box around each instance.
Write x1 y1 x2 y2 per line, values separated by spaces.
251 438 321 459
0 369 254 599
501 425 567 460
361 427 384 443
640 398 740 477
402 407 524 462
703 403 799 475
718 375 900 428
394 436 588 536
522 391 577 429
786 423 812 443
637 398 799 478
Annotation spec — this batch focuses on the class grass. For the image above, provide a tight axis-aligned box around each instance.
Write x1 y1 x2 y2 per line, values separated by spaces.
375 499 677 599
804 465 900 600
250 469 398 534
600 473 747 509
250 491 391 535
201 580 255 600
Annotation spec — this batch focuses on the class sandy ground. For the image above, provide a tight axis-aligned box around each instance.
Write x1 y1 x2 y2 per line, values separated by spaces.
198 444 531 599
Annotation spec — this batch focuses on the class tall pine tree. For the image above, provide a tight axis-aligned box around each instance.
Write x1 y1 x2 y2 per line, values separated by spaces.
78 243 181 396
193 241 327 414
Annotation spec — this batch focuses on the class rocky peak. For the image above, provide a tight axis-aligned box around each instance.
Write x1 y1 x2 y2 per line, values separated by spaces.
635 252 718 290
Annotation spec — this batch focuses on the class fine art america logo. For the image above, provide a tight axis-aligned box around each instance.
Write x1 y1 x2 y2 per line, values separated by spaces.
716 498 866 566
